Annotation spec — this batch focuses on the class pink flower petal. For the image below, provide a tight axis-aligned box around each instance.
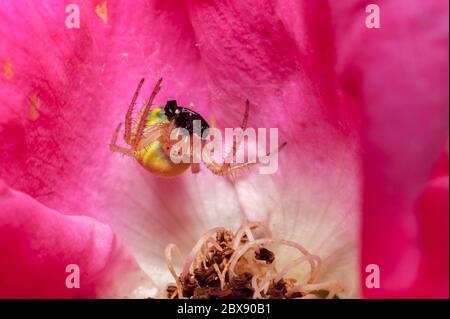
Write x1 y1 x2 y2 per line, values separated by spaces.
331 0 449 297
414 175 449 298
1 0 361 295
186 0 354 134
187 1 361 296
0 0 207 212
0 0 244 289
0 179 157 298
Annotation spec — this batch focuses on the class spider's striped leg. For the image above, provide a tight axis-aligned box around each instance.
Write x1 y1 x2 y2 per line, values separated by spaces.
200 99 250 175
110 123 135 156
132 78 163 151
217 100 250 173
204 141 287 176
124 78 145 145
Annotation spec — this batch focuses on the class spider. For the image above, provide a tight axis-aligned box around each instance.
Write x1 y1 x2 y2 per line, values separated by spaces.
110 78 286 177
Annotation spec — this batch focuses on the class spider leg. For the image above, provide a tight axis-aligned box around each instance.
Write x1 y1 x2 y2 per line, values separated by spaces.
137 122 171 151
157 119 177 151
132 77 163 151
110 123 136 157
124 78 145 145
208 114 217 130
224 99 250 165
204 100 250 174
205 141 287 176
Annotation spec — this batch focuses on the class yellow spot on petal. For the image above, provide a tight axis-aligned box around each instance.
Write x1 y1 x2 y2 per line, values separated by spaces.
3 59 13 80
95 1 108 24
29 94 41 121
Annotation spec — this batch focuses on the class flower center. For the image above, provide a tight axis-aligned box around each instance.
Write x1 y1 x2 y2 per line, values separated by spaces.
164 221 342 299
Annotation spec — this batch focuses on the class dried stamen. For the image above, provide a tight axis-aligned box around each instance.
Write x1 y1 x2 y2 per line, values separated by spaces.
255 248 275 264
164 220 342 299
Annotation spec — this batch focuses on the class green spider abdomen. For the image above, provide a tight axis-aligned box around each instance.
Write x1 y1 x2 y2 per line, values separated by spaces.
135 108 190 177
